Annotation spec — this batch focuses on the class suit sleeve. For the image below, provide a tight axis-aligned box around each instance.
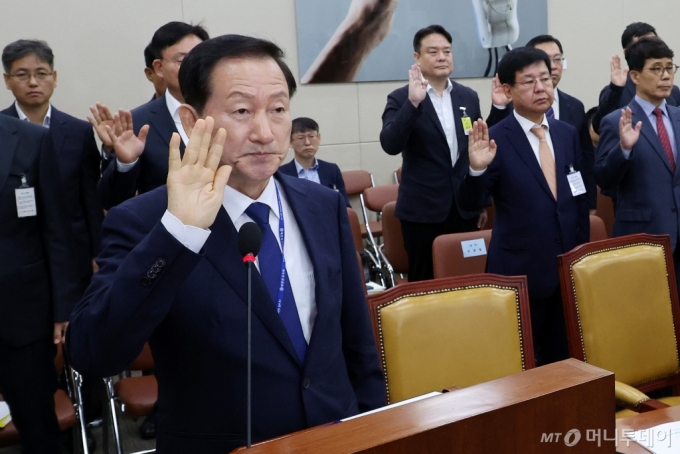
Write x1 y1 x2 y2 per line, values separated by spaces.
592 83 625 134
595 112 630 191
37 130 81 321
97 158 141 210
379 91 423 156
334 165 351 207
485 105 511 127
80 127 104 257
67 204 202 377
336 193 385 411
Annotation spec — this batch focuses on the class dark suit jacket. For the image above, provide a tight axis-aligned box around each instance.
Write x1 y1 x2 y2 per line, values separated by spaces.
485 89 596 208
67 173 385 453
98 94 186 209
0 115 80 346
596 99 680 250
459 114 590 299
278 158 350 207
380 80 483 223
2 104 103 280
592 75 680 134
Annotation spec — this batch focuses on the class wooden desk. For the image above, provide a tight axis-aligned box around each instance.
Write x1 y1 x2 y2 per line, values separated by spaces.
616 406 680 453
234 359 615 453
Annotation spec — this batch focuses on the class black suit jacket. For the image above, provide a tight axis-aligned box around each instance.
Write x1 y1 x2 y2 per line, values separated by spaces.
98 94 185 209
485 89 596 208
278 158 351 207
592 75 680 134
380 80 483 223
0 115 80 346
2 104 104 280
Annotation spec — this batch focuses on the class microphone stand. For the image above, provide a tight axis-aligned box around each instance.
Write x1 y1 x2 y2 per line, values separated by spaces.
243 253 255 448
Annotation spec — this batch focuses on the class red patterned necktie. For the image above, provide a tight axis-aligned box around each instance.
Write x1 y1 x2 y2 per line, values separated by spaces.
653 107 676 172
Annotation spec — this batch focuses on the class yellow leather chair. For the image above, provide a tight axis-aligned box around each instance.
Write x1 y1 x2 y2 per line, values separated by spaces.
558 233 680 418
366 274 534 404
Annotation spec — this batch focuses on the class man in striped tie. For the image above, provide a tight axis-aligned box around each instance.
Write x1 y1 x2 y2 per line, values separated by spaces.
596 37 680 292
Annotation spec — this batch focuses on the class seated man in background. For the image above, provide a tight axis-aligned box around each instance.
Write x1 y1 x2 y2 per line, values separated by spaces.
66 34 385 454
278 117 350 207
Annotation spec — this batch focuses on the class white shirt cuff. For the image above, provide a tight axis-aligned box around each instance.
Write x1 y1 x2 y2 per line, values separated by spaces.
161 210 211 253
116 158 139 173
469 167 487 177
492 104 508 110
621 148 632 159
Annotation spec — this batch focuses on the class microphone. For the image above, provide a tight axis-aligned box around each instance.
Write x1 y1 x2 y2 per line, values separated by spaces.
237 222 261 449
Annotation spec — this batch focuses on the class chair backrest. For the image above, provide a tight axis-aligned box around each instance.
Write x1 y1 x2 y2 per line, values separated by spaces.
381 201 408 274
432 230 492 279
589 214 607 242
558 233 680 393
341 170 374 196
596 187 615 237
129 343 155 371
363 184 399 213
367 274 534 404
346 207 365 252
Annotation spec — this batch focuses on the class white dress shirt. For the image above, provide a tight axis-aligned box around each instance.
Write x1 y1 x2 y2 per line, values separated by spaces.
160 177 317 342
551 88 561 120
426 80 458 167
15 101 51 128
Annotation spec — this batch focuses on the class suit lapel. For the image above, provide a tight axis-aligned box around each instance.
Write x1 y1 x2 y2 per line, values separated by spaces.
450 83 469 155
149 95 186 156
632 100 674 174
670 107 680 178
557 91 571 123
421 94 447 142
504 115 555 200
203 205 302 366
49 108 67 157
548 120 569 198
0 118 19 191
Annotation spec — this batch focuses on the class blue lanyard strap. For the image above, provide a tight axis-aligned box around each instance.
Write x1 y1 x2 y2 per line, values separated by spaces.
274 184 286 315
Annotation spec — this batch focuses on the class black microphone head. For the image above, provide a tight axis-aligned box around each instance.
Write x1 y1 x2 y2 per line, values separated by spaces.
238 222 262 258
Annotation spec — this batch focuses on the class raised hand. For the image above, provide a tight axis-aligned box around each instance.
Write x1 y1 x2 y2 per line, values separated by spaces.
408 64 428 108
166 117 231 229
491 74 510 107
619 107 641 150
88 103 116 151
610 55 629 87
104 109 148 164
468 119 497 171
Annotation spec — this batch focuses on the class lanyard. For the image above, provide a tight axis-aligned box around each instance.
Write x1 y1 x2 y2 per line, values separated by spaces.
274 184 286 315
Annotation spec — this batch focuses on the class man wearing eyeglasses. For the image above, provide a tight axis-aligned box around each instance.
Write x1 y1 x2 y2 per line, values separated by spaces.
488 35 596 212
92 22 209 211
596 37 680 292
462 47 589 366
279 117 350 207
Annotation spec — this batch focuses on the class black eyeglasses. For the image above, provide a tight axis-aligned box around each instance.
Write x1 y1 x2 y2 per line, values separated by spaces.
645 65 680 76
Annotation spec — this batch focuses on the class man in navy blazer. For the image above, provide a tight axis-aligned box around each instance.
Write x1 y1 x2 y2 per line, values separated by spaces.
596 38 680 290
67 35 385 453
460 47 589 365
96 22 209 210
380 25 485 281
486 35 596 210
278 117 350 207
592 22 680 135
0 113 80 453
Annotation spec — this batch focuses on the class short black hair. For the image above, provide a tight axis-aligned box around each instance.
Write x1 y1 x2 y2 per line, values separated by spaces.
143 42 158 69
413 25 452 53
179 34 297 115
525 34 563 54
291 117 319 136
497 47 551 85
621 22 656 49
151 21 209 57
2 39 54 72
625 36 674 72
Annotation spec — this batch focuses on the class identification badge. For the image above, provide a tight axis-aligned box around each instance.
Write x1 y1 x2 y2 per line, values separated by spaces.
566 166 586 197
460 107 473 136
461 238 487 258
15 175 37 218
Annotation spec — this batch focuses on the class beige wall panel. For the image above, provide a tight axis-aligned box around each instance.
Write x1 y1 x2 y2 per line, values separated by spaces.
357 81 404 144
360 141 402 186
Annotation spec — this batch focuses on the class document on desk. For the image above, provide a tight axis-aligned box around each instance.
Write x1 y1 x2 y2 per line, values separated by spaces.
0 402 11 428
341 392 442 421
625 420 680 453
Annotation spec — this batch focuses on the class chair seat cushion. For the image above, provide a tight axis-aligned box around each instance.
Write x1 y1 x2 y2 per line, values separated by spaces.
113 375 158 417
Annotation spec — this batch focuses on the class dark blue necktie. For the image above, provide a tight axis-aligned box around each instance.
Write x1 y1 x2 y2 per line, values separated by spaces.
546 106 555 119
245 202 307 363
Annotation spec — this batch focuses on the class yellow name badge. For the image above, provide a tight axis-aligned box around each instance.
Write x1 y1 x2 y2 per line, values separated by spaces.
461 116 473 135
